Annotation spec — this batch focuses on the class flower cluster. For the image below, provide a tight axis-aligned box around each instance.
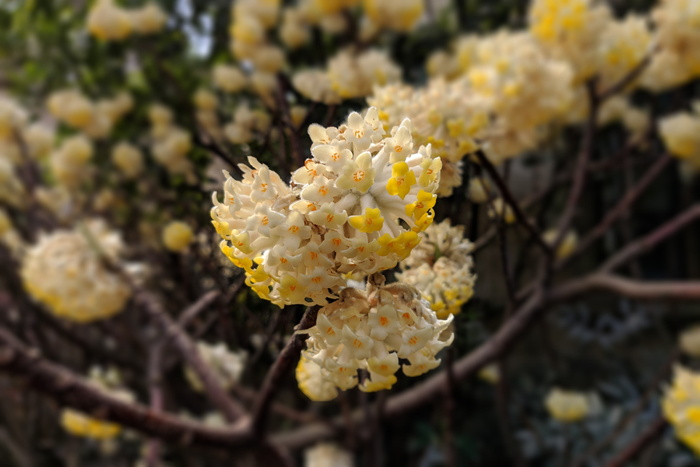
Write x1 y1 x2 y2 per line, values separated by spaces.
660 104 700 173
148 104 195 183
663 365 700 455
47 89 133 139
643 0 700 91
294 48 401 104
397 220 476 319
87 0 166 41
61 367 134 440
679 325 700 357
212 107 441 307
21 220 132 323
298 276 454 399
161 220 194 253
184 342 247 392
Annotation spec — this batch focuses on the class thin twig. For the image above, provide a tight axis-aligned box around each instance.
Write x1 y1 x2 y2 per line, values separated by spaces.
251 306 319 435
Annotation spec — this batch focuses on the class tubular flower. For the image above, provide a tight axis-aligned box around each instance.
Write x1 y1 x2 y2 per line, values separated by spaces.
663 365 700 455
184 342 247 392
298 276 454 398
87 0 132 41
21 220 132 323
397 220 476 318
61 367 134 440
211 107 441 307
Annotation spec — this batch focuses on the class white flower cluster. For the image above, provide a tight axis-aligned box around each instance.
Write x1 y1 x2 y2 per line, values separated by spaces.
398 220 476 319
663 365 700 455
297 277 454 399
148 104 195 183
211 107 441 307
47 90 133 139
294 48 402 104
304 442 354 467
21 220 132 323
87 0 167 41
184 342 247 392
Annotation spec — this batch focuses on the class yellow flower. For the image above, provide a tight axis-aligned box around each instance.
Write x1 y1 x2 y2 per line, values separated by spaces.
386 161 417 199
348 207 384 233
544 387 592 423
161 221 194 253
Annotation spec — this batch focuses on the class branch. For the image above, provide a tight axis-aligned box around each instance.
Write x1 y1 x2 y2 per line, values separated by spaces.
251 306 319 435
473 149 552 257
0 326 253 449
555 81 598 242
603 415 666 467
601 204 700 273
553 274 700 301
135 290 248 423
572 153 672 259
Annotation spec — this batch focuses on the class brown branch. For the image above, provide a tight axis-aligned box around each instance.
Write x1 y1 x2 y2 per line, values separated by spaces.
603 415 666 467
474 149 553 257
600 204 700 273
135 290 248 423
571 153 672 260
0 326 254 449
553 274 700 301
555 81 598 243
251 306 319 435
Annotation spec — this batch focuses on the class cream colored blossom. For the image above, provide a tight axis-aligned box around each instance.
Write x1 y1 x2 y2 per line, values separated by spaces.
299 276 454 397
21 220 132 323
23 123 54 160
0 157 24 207
398 220 476 318
0 97 27 141
212 107 440 307
50 135 94 188
292 70 342 105
111 141 144 179
87 0 132 41
544 387 593 423
478 363 500 385
129 2 167 35
296 355 339 401
327 49 401 99
643 0 700 91
304 442 354 467
660 111 700 161
528 0 612 82
184 342 247 392
212 64 248 93
280 7 310 49
362 0 423 32
468 177 492 203
596 15 652 91
663 365 700 455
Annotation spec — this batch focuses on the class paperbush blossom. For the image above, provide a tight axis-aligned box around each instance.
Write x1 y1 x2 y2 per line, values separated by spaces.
542 229 579 260
397 220 476 319
643 0 700 91
148 103 195 182
211 107 441 307
184 342 247 392
298 275 454 398
21 220 132 323
87 0 166 41
663 366 700 455
660 106 700 172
